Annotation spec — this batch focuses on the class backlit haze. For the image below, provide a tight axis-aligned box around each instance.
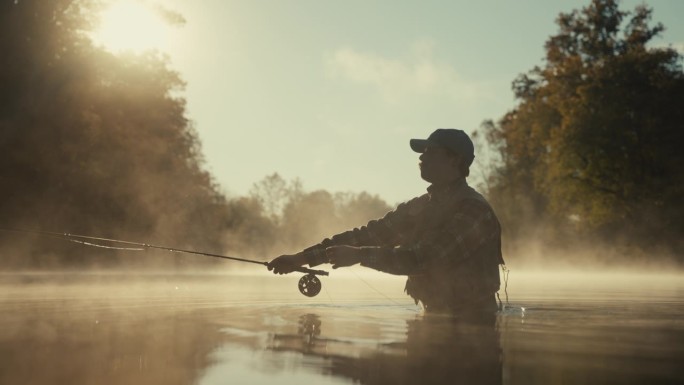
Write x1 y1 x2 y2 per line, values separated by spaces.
93 0 684 205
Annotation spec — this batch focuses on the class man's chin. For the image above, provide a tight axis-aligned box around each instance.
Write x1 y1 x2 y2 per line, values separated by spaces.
420 172 433 183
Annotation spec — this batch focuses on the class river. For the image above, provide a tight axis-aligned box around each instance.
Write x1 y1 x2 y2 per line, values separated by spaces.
0 268 682 384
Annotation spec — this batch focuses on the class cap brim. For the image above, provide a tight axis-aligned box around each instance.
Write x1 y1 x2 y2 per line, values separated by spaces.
409 139 429 153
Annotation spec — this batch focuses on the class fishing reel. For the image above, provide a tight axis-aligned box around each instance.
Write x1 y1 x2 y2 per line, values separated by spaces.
295 268 329 297
298 274 322 297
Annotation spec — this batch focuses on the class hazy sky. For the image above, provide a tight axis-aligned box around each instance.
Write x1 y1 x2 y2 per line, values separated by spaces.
130 0 683 204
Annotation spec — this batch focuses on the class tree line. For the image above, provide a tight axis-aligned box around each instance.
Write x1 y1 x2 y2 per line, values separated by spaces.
1 0 681 269
481 0 683 264
0 0 390 269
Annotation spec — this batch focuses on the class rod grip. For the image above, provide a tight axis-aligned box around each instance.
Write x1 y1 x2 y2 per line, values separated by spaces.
294 266 329 276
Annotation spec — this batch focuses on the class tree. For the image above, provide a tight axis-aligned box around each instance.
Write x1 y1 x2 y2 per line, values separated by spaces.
0 1 230 268
484 0 684 258
333 191 393 230
248 173 303 223
233 175 392 257
221 196 278 259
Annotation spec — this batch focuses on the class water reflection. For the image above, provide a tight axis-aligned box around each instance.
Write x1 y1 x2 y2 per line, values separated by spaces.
271 313 323 354
2 273 683 385
0 303 224 385
269 312 502 385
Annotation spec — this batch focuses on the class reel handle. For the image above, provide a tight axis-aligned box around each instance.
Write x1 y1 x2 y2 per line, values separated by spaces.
294 266 329 276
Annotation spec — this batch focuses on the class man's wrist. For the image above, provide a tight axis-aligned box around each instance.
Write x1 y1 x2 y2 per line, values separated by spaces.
303 247 327 266
359 247 377 266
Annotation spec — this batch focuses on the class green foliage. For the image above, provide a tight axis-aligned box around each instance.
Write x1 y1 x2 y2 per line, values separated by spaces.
484 0 684 257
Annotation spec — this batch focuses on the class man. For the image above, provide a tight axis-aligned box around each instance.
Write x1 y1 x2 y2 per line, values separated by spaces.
268 129 505 314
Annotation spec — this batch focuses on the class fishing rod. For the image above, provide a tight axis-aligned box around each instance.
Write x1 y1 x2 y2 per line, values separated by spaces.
0 228 328 297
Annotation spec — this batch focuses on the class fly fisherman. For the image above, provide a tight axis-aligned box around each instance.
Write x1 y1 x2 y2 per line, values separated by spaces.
268 129 505 315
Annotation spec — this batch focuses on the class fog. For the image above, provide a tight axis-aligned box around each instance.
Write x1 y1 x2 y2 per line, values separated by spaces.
1 1 680 273
1 268 682 385
1 1 682 383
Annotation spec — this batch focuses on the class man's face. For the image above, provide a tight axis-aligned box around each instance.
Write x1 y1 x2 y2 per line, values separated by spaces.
419 145 461 184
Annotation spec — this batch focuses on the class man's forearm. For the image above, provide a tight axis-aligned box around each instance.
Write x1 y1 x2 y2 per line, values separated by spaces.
359 246 421 275
303 246 329 267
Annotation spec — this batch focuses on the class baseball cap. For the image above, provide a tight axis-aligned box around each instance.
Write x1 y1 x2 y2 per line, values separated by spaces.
410 128 475 165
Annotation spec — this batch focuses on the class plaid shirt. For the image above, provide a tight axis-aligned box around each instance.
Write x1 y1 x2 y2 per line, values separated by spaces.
305 179 504 311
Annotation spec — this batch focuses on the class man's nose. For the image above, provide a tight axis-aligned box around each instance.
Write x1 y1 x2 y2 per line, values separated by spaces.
419 152 425 161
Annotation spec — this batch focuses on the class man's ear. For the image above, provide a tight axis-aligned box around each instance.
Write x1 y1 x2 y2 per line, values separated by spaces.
450 154 463 168
450 154 466 178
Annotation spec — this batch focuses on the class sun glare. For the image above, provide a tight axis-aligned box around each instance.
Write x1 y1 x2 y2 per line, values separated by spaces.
92 1 172 53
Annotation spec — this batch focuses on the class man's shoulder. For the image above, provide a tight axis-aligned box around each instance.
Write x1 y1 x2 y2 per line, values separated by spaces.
450 185 498 218
397 193 430 208
395 194 430 215
450 183 487 205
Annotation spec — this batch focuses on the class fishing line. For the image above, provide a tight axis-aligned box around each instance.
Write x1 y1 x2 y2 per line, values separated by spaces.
350 269 419 313
322 282 334 305
0 227 328 297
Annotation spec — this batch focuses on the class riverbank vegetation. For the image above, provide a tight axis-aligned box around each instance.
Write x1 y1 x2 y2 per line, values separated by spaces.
0 0 681 269
480 0 683 265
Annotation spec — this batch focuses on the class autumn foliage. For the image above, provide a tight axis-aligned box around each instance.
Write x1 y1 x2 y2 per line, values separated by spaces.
483 0 684 262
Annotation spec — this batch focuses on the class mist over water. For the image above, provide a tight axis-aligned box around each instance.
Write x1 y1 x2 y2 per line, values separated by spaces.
1 2 683 384
1 266 682 385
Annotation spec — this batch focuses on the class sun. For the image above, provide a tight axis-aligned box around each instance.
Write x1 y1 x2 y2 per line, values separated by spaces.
91 0 173 53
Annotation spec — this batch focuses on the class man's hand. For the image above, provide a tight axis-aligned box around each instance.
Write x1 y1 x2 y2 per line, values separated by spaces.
326 245 362 269
267 253 307 275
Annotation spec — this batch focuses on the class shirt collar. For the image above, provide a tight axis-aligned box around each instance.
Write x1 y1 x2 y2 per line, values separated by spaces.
427 178 468 200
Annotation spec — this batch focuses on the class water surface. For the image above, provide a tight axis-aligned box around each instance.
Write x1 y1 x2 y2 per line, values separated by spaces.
0 269 682 384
